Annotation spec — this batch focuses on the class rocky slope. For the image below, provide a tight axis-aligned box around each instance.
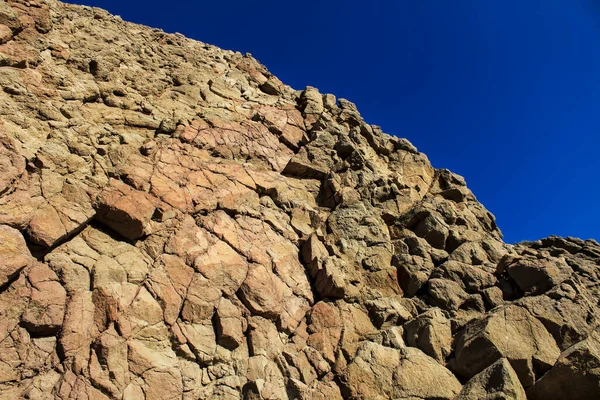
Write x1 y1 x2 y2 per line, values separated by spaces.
0 0 599 399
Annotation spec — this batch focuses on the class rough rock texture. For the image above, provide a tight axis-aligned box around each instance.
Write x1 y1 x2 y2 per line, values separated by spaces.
455 358 527 400
0 1 599 399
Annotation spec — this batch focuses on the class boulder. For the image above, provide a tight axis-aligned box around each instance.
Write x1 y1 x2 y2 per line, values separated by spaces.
497 254 572 295
527 330 600 400
0 225 31 287
21 263 67 335
403 307 452 364
454 305 560 387
94 179 157 240
456 358 527 400
0 0 597 398
340 342 462 399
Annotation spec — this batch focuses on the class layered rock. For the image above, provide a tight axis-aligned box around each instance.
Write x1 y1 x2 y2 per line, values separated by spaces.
0 0 599 399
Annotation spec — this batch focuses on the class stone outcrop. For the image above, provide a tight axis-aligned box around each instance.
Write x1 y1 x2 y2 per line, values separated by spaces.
456 358 527 400
0 0 599 399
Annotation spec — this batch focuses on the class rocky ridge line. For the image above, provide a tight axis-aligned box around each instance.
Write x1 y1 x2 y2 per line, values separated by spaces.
0 0 599 399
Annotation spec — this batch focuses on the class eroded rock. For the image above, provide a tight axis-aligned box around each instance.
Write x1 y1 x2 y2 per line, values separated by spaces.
456 358 527 400
340 342 462 399
94 179 156 240
454 305 560 387
0 0 597 398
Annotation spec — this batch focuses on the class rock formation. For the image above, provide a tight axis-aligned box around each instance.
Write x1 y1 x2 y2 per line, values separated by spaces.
0 0 599 399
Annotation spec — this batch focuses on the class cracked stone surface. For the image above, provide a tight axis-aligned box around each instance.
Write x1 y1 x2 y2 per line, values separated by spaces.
1 1 600 399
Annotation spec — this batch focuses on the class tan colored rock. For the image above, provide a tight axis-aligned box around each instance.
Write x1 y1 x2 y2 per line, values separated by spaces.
89 326 129 397
297 380 344 400
395 253 435 296
0 0 597 398
0 132 25 196
403 307 452 364
454 305 560 387
26 183 97 248
238 263 285 320
147 254 194 325
428 278 485 312
456 358 527 400
0 2 21 31
248 316 283 359
340 342 462 399
94 179 156 240
366 296 417 328
520 281 597 350
337 302 379 358
245 355 288 399
180 273 220 324
527 330 600 400
497 254 572 295
180 116 293 172
27 203 67 247
431 260 497 292
59 291 97 374
0 225 31 287
215 297 245 349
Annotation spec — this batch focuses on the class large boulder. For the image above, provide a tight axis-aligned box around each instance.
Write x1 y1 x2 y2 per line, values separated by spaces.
497 254 572 296
94 179 157 240
340 342 462 399
527 330 600 400
454 305 560 387
403 307 452 364
456 358 527 400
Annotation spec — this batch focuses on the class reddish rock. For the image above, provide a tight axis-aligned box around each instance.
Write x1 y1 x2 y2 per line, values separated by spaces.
0 225 31 287
21 263 67 335
94 179 157 240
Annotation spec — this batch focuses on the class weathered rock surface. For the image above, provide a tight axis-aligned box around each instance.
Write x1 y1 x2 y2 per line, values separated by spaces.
526 328 600 400
456 358 527 400
0 1 598 398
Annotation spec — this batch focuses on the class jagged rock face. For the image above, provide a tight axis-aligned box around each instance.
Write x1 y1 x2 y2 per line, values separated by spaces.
0 1 599 399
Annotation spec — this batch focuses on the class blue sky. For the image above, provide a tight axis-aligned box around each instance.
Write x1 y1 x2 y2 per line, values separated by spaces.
66 0 600 243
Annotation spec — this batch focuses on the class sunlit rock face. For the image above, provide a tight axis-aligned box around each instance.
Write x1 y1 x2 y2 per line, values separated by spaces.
1 1 599 398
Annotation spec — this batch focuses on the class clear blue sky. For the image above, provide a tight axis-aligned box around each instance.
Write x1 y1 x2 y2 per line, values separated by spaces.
66 0 600 243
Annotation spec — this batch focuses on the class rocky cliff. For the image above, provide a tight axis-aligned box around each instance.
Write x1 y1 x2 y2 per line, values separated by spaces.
1 1 599 399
